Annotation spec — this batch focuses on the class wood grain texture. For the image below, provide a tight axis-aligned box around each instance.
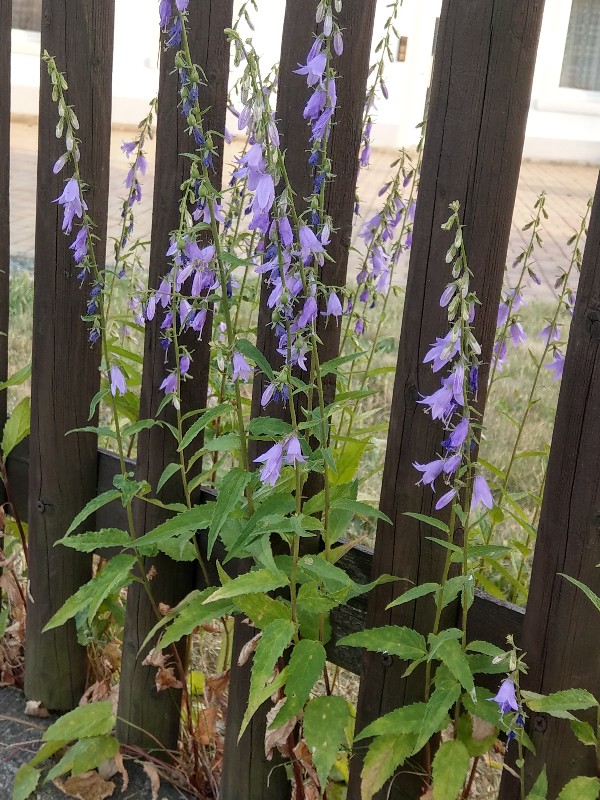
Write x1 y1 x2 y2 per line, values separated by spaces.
116 1 233 754
221 3 377 797
24 0 114 711
349 1 545 797
499 175 600 798
0 0 10 426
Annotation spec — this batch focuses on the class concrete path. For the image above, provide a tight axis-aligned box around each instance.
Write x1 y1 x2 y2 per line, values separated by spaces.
9 117 598 301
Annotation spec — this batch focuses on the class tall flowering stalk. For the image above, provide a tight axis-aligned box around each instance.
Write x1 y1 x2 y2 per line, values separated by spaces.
483 199 591 601
358 0 403 171
488 191 547 386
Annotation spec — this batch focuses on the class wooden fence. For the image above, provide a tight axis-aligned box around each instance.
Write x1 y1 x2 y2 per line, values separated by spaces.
1 0 599 797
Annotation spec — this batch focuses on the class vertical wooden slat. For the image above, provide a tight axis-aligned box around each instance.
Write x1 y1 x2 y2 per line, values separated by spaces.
349 1 545 797
499 174 600 797
24 0 114 710
221 3 377 798
116 1 233 754
0 0 11 427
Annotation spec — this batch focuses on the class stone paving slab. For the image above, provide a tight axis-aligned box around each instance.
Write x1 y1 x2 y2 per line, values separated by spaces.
8 117 599 303
0 687 194 800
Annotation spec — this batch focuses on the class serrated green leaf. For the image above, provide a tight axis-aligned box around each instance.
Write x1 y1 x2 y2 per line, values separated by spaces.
159 589 234 648
46 734 119 781
338 626 427 662
2 396 30 458
178 402 233 451
557 777 600 800
330 499 391 525
526 768 548 799
360 733 417 800
271 640 326 728
432 739 470 800
205 568 288 604
44 555 136 631
120 418 156 438
12 764 40 800
157 463 181 494
66 489 121 536
236 338 274 379
56 528 132 552
304 696 351 789
236 593 291 629
208 468 251 557
414 671 462 752
560 574 600 613
404 512 449 533
523 688 597 719
0 363 31 392
570 719 597 747
133 504 213 555
239 619 295 738
43 701 115 742
248 416 293 438
433 638 475 697
356 703 428 741
387 583 439 609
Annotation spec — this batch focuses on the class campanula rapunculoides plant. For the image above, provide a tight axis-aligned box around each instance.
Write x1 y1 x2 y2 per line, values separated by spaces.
10 1 598 799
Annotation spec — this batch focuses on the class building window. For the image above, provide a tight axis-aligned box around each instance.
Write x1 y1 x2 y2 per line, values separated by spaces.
560 0 600 92
12 0 42 32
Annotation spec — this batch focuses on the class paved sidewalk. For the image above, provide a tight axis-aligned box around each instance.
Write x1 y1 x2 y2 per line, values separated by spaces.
9 118 598 301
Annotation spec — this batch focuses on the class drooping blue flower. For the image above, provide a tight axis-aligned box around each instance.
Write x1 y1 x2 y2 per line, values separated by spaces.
492 679 519 714
546 349 565 380
471 475 494 511
255 442 284 486
232 351 252 382
54 177 87 234
110 366 127 397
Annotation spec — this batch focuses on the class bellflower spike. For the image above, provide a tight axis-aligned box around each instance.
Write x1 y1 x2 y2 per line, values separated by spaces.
109 366 127 397
492 679 519 714
471 475 494 511
255 442 284 486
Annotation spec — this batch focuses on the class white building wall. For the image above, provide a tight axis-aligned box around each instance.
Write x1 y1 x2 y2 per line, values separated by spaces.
523 0 600 163
8 0 600 163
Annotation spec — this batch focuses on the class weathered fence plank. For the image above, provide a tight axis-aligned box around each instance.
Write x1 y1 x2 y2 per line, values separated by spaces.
24 0 114 711
116 1 233 754
0 0 10 428
499 175 600 797
349 1 546 797
221 3 378 798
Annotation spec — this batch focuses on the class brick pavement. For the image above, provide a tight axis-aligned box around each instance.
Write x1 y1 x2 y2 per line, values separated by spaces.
9 118 598 301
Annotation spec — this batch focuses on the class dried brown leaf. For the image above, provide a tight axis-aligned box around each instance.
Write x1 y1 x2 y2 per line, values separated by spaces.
237 632 261 667
142 762 161 800
293 740 319 788
264 699 296 761
24 699 50 718
205 671 229 702
196 706 217 746
155 665 183 692
55 771 115 800
142 648 165 668
471 715 497 741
